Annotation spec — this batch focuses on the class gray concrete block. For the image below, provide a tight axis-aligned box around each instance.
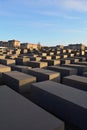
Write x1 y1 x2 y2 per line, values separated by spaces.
27 61 48 68
70 58 79 63
75 61 87 66
63 75 87 91
52 55 60 60
0 64 11 85
60 59 70 65
83 72 87 77
29 56 41 61
41 59 60 66
0 64 11 72
60 54 68 59
47 66 77 82
62 64 87 75
26 68 60 82
0 85 64 130
42 56 52 60
75 57 86 61
0 59 15 66
0 55 6 59
30 80 87 130
11 65 31 73
2 71 36 93
16 57 29 65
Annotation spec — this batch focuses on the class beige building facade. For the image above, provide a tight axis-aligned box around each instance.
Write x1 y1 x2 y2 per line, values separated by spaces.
20 43 41 50
0 40 20 48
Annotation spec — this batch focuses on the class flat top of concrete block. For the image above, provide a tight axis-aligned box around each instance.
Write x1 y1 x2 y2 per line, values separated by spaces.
32 80 87 109
0 64 10 68
62 64 87 68
83 72 87 74
76 62 87 64
0 64 11 73
12 65 31 69
64 75 87 83
42 59 59 61
0 85 64 130
1 59 15 61
31 68 60 75
28 61 44 63
28 61 48 65
49 66 76 71
3 71 36 80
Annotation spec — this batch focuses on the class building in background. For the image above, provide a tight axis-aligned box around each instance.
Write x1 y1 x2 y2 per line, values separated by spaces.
20 43 41 50
0 41 8 47
0 40 20 48
68 44 86 50
8 40 20 48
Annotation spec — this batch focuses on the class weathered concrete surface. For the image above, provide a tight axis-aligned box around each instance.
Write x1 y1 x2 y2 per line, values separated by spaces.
75 57 86 61
41 59 60 66
0 64 11 72
47 66 77 82
26 68 60 82
0 59 15 66
27 61 48 68
11 65 31 73
30 80 87 130
83 72 87 77
63 75 87 91
16 57 29 65
60 59 70 65
2 71 36 93
75 61 87 66
0 85 64 130
62 64 87 75
0 64 11 85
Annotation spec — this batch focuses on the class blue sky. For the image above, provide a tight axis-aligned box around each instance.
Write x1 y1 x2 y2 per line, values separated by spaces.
0 0 87 46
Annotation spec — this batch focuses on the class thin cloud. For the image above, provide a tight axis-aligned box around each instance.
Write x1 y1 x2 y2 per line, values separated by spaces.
35 10 80 20
20 0 87 12
62 29 86 33
61 0 87 12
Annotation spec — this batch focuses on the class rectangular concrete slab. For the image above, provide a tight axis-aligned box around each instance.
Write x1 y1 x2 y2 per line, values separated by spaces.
0 85 64 130
42 56 52 60
47 66 77 82
2 71 36 93
27 61 48 68
70 58 79 63
41 59 60 66
0 64 11 72
75 61 87 66
52 55 60 60
63 75 87 91
30 80 87 130
29 56 41 61
16 57 29 65
60 59 70 65
83 72 87 77
75 57 86 61
0 55 5 59
0 59 15 66
0 64 11 85
11 65 31 73
62 64 87 75
26 68 60 82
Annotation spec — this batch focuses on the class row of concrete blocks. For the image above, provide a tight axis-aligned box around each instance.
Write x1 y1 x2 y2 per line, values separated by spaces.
0 85 64 130
1 72 87 130
1 62 87 86
0 56 86 67
0 63 87 129
0 47 86 55
1 66 87 93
